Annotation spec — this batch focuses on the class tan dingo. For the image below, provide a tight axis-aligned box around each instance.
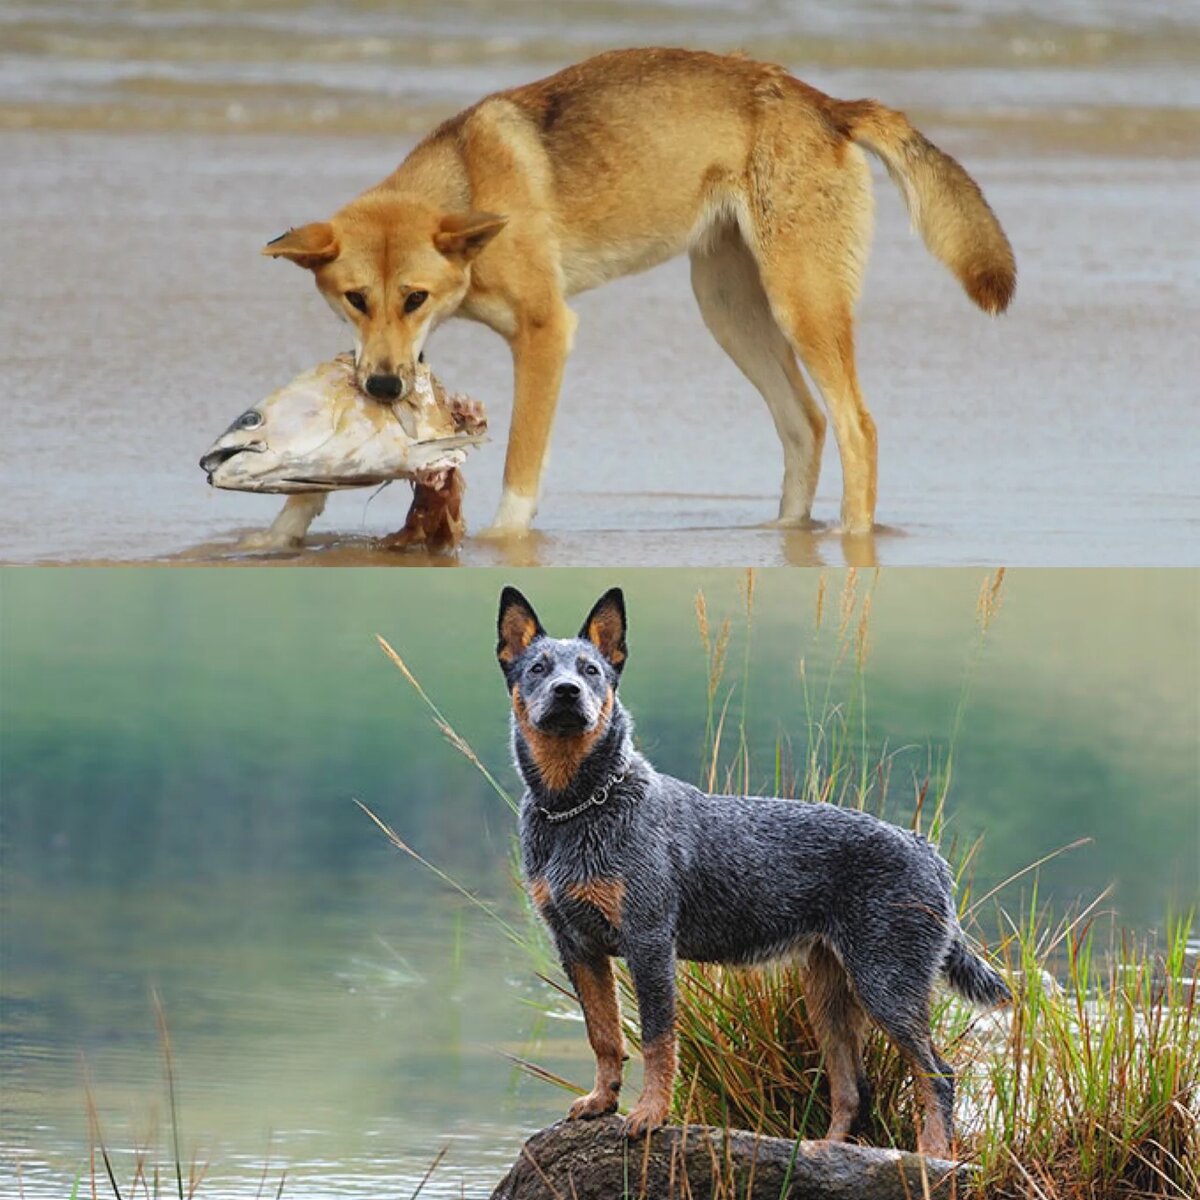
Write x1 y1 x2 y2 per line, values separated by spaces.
264 47 1015 535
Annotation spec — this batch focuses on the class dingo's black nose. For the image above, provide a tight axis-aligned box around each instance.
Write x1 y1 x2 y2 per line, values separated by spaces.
365 373 404 400
553 680 581 699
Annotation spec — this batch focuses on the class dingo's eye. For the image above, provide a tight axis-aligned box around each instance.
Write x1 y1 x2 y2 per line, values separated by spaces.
236 410 263 431
345 291 368 313
404 290 428 313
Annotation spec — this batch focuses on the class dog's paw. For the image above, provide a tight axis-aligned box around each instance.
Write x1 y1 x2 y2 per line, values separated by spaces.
567 1089 620 1121
622 1096 669 1139
236 530 302 552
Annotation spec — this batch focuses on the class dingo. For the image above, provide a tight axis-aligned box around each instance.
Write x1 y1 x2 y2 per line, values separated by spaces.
265 48 1015 535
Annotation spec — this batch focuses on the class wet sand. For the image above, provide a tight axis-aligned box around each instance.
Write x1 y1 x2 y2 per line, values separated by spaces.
1 128 1196 566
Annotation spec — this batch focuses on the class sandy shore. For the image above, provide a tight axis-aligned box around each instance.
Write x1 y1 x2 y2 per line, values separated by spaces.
1 130 1196 566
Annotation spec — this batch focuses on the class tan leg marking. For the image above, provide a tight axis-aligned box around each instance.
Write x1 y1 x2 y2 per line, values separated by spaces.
511 687 613 791
564 878 626 929
802 941 869 1141
913 1064 952 1158
624 1031 676 1137
567 957 626 1120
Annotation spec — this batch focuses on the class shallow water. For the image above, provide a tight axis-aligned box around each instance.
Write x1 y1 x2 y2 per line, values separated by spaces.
3 568 1197 1195
1 0 1198 565
2 135 1197 567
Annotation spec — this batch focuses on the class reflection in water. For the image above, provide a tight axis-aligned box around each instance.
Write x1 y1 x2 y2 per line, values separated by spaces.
2 568 1196 1195
170 522 881 568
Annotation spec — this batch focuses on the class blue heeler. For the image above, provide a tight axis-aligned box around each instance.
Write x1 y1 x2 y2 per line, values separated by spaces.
498 585 1011 1155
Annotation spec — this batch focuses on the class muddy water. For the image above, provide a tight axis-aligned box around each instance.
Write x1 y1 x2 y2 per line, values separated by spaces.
1 0 1198 565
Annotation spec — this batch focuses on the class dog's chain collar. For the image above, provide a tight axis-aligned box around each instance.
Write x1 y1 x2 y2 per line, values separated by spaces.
539 761 630 824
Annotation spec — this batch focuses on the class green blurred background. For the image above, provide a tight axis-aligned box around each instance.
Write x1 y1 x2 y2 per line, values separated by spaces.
2 568 1196 1195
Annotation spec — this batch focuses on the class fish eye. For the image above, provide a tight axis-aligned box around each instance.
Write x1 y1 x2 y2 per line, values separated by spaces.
404 290 428 313
345 291 368 314
236 410 263 430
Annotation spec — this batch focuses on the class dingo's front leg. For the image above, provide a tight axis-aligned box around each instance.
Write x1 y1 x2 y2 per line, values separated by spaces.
484 306 576 536
238 493 326 552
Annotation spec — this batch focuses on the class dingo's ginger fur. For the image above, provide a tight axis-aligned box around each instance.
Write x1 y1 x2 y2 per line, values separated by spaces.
264 48 1015 534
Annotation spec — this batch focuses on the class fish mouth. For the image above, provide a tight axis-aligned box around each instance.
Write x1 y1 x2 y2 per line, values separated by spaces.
200 442 265 484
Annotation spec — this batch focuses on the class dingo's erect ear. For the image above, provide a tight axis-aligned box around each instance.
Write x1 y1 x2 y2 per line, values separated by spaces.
434 212 508 262
262 223 339 269
579 589 627 673
497 586 545 669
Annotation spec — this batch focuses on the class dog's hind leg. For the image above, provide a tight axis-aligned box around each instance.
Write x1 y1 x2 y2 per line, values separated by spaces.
802 940 870 1141
757 267 876 535
840 955 955 1156
750 142 878 533
690 224 826 525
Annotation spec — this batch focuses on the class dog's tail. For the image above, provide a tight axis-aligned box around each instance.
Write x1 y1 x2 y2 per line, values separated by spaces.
835 99 1016 315
942 933 1012 1007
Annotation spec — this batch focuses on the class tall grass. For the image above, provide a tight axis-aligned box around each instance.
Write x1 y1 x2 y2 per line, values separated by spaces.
374 570 1199 1199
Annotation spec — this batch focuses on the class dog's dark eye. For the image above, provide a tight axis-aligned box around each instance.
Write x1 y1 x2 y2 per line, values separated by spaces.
345 291 367 313
529 662 545 675
584 663 600 676
404 290 428 313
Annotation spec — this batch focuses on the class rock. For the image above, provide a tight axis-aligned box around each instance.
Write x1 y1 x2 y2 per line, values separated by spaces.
491 1116 969 1200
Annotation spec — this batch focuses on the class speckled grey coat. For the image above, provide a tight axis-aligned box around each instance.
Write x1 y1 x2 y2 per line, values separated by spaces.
498 586 1010 1150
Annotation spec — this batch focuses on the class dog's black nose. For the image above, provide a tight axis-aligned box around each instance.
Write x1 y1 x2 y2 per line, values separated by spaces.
364 373 404 400
553 680 581 700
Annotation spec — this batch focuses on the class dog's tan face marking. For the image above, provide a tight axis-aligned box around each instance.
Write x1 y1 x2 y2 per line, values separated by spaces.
512 685 614 792
263 194 506 392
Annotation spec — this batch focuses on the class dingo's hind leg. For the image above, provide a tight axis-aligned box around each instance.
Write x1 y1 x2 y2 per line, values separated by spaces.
753 239 877 534
749 136 878 533
690 224 825 525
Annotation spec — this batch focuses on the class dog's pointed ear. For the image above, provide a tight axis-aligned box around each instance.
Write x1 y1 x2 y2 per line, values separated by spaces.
579 588 627 674
434 212 507 262
261 222 339 269
497 586 545 671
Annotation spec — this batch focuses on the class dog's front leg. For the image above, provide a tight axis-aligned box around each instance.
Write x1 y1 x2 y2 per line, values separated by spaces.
623 936 678 1138
486 306 576 535
238 493 326 551
566 955 626 1120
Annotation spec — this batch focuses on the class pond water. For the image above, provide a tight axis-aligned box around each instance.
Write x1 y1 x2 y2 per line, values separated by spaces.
2 567 1196 1194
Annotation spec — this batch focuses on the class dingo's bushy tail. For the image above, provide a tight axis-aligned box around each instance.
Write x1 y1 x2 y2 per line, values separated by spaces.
837 100 1016 315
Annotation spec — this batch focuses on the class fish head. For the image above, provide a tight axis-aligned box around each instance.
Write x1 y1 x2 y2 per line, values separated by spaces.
261 198 507 401
200 358 377 493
